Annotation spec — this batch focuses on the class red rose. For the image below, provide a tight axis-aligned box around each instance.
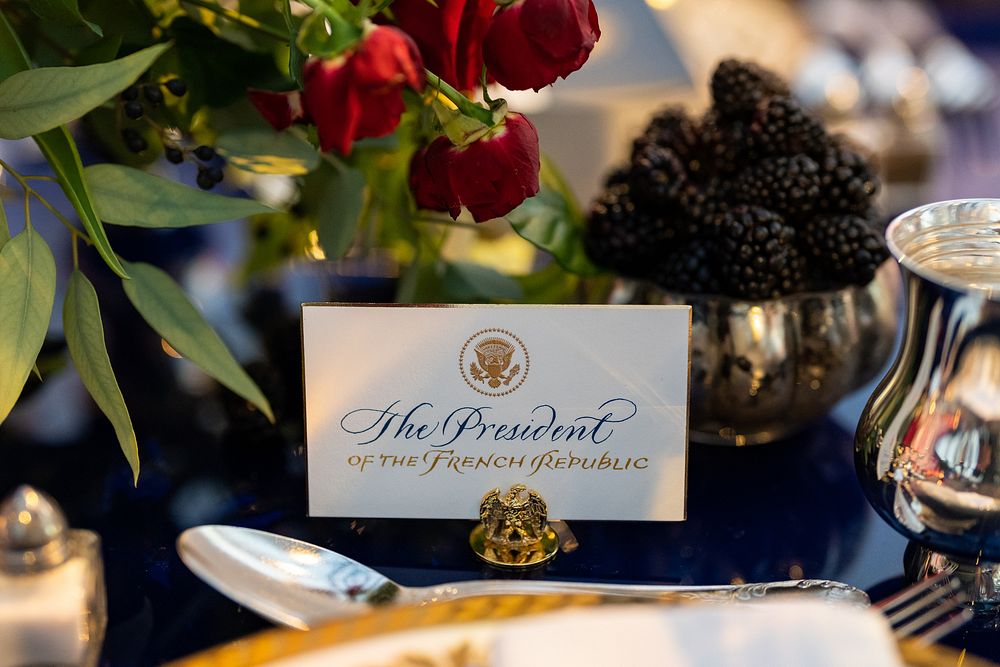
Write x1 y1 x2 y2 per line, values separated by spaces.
484 0 600 92
302 25 424 154
247 89 309 130
250 25 423 154
410 112 540 222
391 0 495 92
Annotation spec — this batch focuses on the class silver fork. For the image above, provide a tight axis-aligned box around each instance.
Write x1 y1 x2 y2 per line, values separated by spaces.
875 571 973 646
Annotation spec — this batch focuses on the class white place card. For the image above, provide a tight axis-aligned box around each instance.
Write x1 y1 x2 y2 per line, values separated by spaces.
302 305 690 521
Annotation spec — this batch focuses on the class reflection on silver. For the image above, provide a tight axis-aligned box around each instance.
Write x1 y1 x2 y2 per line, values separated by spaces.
611 266 900 444
177 526 870 630
856 199 1000 610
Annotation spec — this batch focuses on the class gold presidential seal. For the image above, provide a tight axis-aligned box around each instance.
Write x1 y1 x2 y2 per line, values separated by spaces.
460 328 529 396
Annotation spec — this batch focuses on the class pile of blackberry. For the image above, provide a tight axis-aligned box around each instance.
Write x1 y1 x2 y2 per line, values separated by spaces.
585 59 888 300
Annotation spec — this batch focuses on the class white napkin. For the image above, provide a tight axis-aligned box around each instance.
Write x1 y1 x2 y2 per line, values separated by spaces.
492 601 903 667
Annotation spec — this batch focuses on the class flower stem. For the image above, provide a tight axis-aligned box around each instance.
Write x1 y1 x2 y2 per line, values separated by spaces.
424 69 494 126
182 0 289 41
0 158 92 244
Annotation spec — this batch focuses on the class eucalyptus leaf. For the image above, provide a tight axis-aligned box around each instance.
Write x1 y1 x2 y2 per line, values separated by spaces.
507 187 599 276
28 0 102 36
35 127 128 277
0 229 57 424
443 261 523 302
216 128 319 175
76 34 123 65
315 166 365 259
0 12 31 80
0 199 9 248
0 43 169 139
85 164 274 227
64 270 139 483
121 261 274 422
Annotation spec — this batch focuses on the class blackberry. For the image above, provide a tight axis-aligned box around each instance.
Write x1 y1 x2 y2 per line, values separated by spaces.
710 59 789 120
718 206 798 299
651 238 723 294
632 107 702 177
813 138 879 214
696 111 747 177
746 97 827 158
165 146 184 164
604 165 630 187
584 184 678 276
629 144 687 204
678 178 730 232
732 154 821 220
801 214 889 286
165 78 187 96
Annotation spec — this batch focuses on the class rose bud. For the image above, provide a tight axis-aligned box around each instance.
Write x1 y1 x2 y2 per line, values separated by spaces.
300 24 424 154
247 89 309 131
484 0 600 92
391 0 495 92
410 111 540 222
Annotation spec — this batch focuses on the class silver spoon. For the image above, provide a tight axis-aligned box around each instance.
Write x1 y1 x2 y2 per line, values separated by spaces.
177 525 870 630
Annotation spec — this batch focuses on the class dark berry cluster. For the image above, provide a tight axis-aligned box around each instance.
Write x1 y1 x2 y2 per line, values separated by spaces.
584 58 888 299
118 77 226 190
120 79 186 123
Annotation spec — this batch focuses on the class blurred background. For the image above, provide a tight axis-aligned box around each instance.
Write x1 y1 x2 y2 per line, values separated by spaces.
3 0 1000 661
531 0 1000 213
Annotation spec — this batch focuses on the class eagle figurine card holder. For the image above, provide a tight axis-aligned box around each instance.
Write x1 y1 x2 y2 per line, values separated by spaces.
301 304 691 568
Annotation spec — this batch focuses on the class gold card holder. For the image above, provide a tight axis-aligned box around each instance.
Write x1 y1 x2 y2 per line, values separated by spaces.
469 485 559 569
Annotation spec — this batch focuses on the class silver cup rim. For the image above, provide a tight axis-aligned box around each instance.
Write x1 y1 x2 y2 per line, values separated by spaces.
886 197 1000 300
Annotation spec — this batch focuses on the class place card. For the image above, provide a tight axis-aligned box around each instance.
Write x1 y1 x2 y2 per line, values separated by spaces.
302 305 690 521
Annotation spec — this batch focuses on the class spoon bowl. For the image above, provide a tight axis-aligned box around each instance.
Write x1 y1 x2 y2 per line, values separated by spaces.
178 525 871 630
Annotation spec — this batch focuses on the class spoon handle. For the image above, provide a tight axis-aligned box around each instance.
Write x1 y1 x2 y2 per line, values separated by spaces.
416 579 870 607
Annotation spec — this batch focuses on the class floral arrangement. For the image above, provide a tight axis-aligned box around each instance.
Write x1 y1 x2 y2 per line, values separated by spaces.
0 0 601 482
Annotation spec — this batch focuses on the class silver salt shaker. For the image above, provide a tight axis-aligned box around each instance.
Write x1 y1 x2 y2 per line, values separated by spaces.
0 485 107 667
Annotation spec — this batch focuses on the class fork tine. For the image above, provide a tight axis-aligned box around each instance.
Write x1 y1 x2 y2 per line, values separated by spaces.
891 591 965 638
875 570 953 612
884 577 961 626
911 608 975 646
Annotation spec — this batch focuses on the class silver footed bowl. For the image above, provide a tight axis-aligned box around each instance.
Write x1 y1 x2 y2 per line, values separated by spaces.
611 262 901 445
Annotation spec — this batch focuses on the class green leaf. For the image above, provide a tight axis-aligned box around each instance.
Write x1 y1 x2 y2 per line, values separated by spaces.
0 43 169 139
443 261 523 302
76 34 123 65
121 261 273 422
281 0 304 87
0 229 57 424
64 271 139 483
506 187 599 276
28 0 103 36
35 127 128 278
216 128 319 175
84 164 274 228
517 262 580 304
0 12 31 81
296 11 362 58
318 166 365 259
0 199 9 249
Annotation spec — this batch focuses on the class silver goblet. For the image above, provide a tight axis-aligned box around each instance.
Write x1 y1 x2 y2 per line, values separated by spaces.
856 199 1000 611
